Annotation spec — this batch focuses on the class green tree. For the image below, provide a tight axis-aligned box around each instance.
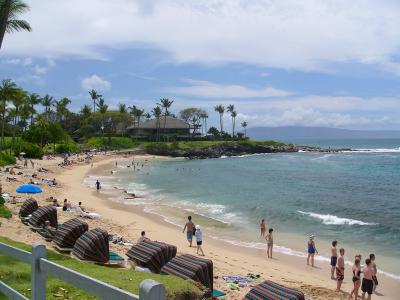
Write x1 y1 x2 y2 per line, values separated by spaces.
55 97 71 122
88 89 101 113
214 104 225 134
80 104 91 119
241 121 248 138
227 104 236 139
26 92 41 125
134 108 144 128
96 98 108 114
118 103 127 114
0 78 18 150
0 0 32 49
41 94 54 120
157 98 173 136
152 106 162 141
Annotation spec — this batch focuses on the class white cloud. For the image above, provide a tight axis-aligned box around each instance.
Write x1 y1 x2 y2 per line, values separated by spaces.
170 80 291 98
2 0 400 74
81 74 111 91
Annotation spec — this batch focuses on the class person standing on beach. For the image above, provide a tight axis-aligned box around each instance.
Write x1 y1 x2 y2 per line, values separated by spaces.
331 240 338 279
195 225 205 256
370 254 378 292
266 228 273 258
349 258 361 300
361 258 374 300
336 248 345 292
307 235 317 267
182 216 195 247
260 219 266 237
95 180 101 192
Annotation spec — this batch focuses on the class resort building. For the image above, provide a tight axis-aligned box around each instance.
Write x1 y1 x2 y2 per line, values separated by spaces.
127 116 191 139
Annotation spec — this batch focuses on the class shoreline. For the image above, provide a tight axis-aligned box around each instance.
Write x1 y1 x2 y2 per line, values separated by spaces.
1 153 399 299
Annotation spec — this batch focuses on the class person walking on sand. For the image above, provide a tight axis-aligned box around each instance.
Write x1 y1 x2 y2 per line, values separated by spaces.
95 180 101 192
260 219 266 237
369 254 378 292
195 225 205 256
349 257 361 299
336 248 345 292
331 240 338 279
307 235 317 267
182 216 195 247
266 228 273 258
361 258 374 300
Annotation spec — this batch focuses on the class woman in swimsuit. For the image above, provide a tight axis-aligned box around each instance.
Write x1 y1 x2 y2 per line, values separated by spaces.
307 235 317 267
260 219 266 237
265 228 273 258
349 258 361 299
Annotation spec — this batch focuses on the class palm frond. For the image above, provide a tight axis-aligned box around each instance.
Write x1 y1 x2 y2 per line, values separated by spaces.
6 19 31 33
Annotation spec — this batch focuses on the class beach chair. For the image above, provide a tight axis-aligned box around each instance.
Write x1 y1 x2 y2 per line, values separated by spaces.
28 205 58 231
53 218 88 252
244 280 305 300
19 198 38 221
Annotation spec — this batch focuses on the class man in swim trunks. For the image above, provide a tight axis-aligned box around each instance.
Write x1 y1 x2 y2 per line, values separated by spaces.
361 258 374 300
182 216 195 247
336 248 345 292
331 240 338 279
370 254 378 292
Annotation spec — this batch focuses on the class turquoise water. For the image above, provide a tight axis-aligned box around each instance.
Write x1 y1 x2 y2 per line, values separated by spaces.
99 139 400 279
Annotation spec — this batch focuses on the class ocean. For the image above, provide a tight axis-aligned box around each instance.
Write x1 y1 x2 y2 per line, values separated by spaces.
86 139 400 280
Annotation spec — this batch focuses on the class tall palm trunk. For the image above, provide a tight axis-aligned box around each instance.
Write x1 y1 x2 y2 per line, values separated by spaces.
232 117 236 140
219 113 223 133
0 1 11 49
0 103 6 151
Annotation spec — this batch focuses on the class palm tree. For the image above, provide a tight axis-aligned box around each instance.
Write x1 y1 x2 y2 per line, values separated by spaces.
0 0 32 49
241 121 248 138
199 111 208 136
227 104 236 138
80 104 91 119
10 87 26 151
41 94 54 120
157 98 173 137
96 98 108 114
88 89 101 113
118 103 127 114
55 97 71 122
214 105 225 134
152 106 162 141
0 78 17 150
134 108 144 128
26 92 40 125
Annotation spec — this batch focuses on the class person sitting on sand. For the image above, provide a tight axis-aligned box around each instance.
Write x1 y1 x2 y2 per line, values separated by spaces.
137 231 150 243
349 257 361 300
266 228 273 258
195 225 205 256
336 248 345 292
331 240 338 279
62 199 71 211
42 220 56 239
52 199 60 207
370 254 378 292
260 219 266 237
307 235 318 267
182 216 195 247
361 258 374 300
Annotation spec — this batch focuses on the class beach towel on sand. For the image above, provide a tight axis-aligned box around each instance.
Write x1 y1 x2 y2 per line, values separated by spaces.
245 280 305 300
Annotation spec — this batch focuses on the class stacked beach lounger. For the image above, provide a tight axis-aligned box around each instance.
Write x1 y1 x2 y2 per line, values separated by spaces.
19 198 38 223
72 228 124 265
126 240 177 273
28 205 58 230
53 218 88 252
245 280 305 300
161 254 213 290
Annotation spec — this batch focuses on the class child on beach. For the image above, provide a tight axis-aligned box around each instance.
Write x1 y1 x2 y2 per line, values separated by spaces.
306 235 317 267
195 225 204 256
361 258 374 300
370 254 378 292
260 219 266 237
266 228 273 258
349 258 361 300
182 216 195 247
336 248 345 292
331 240 338 279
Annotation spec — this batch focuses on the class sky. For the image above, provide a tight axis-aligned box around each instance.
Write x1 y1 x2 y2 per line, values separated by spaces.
1 0 400 130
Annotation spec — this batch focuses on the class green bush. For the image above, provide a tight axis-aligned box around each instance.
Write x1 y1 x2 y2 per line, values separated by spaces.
55 143 80 154
0 152 16 166
0 195 11 219
0 195 4 206
13 141 44 159
86 137 138 150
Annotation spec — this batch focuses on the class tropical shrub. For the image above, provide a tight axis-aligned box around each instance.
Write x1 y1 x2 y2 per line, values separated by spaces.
0 152 16 166
13 141 44 159
55 143 80 154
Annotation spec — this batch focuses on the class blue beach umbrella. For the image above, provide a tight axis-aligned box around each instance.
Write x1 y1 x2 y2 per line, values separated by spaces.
16 184 43 194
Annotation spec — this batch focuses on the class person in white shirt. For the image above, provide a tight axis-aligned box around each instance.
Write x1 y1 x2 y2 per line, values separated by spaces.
195 225 204 256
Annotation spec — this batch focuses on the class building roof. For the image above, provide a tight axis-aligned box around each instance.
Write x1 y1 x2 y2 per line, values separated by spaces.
128 116 190 130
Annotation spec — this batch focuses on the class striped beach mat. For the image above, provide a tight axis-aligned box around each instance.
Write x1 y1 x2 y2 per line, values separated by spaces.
161 254 213 290
244 280 305 300
28 205 58 228
72 228 109 263
126 240 177 273
19 198 38 217
53 218 88 249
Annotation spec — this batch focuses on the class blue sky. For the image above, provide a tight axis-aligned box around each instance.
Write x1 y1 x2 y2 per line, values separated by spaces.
1 0 400 130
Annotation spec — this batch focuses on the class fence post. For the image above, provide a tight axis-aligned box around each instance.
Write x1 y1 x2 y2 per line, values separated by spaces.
31 243 47 300
139 279 165 300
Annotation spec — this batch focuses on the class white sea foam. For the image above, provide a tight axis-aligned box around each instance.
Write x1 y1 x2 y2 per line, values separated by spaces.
344 148 400 153
298 211 377 225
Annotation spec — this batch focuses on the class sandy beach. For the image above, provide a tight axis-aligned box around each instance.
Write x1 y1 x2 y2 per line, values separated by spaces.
1 153 399 300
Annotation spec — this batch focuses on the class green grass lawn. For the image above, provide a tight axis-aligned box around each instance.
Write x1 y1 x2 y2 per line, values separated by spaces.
0 237 202 300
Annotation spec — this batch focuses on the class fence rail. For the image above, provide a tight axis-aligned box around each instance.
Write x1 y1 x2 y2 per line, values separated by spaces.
0 242 165 300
